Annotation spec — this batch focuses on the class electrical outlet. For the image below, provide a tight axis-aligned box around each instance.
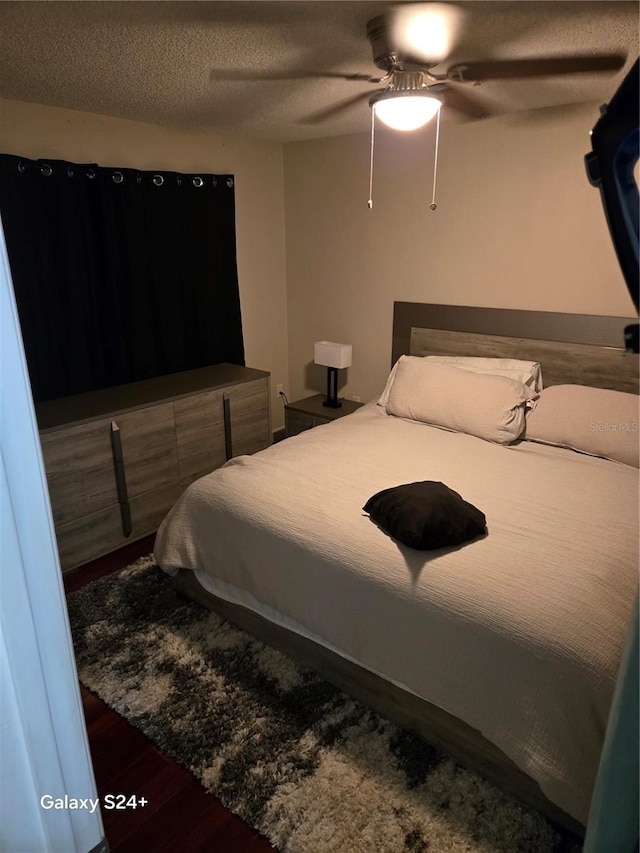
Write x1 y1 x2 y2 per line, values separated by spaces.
276 383 285 396
351 395 361 402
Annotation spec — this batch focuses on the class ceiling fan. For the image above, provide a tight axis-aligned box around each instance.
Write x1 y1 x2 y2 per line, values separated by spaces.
210 2 627 130
314 3 628 129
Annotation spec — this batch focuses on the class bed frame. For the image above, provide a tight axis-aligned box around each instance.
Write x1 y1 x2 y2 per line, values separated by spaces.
392 302 638 392
171 303 639 838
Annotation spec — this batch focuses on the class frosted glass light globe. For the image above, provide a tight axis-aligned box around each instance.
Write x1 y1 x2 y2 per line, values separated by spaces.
373 95 442 131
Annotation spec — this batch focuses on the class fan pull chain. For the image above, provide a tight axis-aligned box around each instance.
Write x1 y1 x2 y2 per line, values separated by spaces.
367 108 375 209
429 107 442 211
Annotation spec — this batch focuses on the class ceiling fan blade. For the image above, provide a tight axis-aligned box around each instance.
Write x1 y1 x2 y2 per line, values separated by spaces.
440 86 494 120
209 69 379 83
300 91 375 125
447 53 627 83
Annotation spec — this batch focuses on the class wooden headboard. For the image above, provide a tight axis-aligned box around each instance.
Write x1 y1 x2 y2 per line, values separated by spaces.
392 302 639 393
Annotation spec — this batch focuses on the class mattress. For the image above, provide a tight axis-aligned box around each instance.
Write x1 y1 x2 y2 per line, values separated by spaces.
154 402 639 825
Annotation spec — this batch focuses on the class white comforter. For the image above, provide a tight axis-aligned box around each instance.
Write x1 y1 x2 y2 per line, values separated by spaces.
154 402 639 825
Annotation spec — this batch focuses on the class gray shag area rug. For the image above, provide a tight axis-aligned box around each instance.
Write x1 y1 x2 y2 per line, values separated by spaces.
67 557 582 853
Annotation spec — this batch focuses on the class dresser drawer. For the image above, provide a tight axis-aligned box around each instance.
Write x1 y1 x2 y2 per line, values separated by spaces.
41 402 180 526
174 388 226 482
54 481 185 571
40 418 118 525
116 402 180 497
128 481 185 538
225 377 271 456
54 503 123 570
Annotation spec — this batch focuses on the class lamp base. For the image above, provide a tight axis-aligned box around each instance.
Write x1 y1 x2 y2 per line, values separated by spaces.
323 366 342 408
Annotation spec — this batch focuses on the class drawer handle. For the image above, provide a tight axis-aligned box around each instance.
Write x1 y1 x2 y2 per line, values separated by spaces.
223 394 232 460
110 421 132 537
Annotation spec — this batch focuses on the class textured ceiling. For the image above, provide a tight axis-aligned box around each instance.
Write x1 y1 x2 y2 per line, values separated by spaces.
0 1 637 142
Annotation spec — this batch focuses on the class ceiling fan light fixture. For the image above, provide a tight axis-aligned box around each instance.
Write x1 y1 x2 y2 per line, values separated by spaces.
370 90 442 131
390 3 466 65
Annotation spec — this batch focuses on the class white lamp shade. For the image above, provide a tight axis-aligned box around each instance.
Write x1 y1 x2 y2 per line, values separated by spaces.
314 341 352 369
373 94 441 132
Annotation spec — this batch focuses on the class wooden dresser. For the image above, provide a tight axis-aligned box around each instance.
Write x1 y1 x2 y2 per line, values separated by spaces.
37 364 270 572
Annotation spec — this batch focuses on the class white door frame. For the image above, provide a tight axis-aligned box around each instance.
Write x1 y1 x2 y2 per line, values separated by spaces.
0 216 105 853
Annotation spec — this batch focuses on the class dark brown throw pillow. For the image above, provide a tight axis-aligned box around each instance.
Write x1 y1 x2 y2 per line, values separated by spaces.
363 481 487 550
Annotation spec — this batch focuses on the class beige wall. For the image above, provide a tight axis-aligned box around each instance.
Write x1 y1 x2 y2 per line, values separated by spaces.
283 105 637 405
0 98 289 430
2 99 636 418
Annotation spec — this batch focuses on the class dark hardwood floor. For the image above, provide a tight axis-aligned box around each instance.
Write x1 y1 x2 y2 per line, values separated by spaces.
64 536 276 853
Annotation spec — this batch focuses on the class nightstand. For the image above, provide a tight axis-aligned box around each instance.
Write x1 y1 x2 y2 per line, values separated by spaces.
285 394 364 438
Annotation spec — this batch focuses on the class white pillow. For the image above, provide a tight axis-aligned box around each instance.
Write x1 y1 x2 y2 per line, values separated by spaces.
423 356 542 391
378 355 542 408
386 358 536 444
524 385 639 467
378 356 421 408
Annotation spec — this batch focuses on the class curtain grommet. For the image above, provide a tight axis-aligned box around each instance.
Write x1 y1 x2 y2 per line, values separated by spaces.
40 164 53 177
112 171 124 184
226 178 234 188
67 167 74 178
153 174 164 187
192 177 203 188
17 161 26 174
86 168 96 180
176 176 182 186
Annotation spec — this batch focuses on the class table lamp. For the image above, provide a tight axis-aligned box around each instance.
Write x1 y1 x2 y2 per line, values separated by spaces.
314 341 352 408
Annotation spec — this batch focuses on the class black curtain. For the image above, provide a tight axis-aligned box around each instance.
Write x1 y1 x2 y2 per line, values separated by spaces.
0 154 245 402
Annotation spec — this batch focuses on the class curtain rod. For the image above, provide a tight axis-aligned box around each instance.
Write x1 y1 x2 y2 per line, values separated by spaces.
12 158 234 189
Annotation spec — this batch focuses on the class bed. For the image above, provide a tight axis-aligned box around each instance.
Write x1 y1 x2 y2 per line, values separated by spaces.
154 302 639 836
